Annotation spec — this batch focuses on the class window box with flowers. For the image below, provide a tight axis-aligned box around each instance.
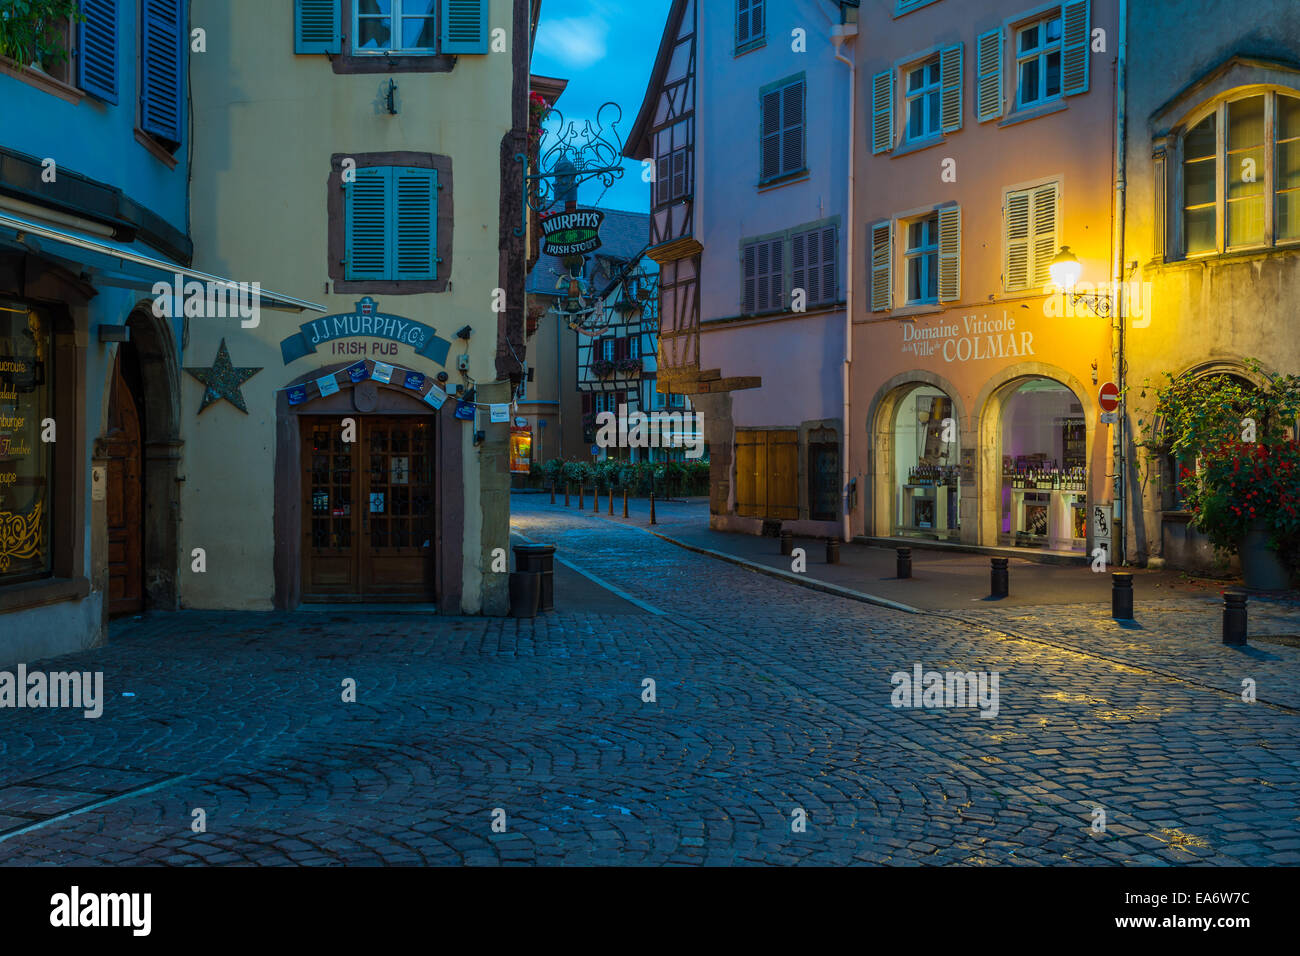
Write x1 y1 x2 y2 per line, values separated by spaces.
1144 361 1300 588
590 358 614 378
614 357 642 376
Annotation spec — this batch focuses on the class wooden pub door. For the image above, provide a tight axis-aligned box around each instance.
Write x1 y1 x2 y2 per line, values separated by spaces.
302 416 435 602
105 355 144 616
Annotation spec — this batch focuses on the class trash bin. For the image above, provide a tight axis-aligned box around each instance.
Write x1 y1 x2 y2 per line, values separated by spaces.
508 571 540 618
512 543 556 612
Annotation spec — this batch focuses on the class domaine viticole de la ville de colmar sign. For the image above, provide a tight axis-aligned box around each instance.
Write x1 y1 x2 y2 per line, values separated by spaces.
541 210 604 257
279 297 452 365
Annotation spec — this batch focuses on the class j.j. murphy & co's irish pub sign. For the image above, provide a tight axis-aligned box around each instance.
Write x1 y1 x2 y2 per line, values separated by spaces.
279 297 452 366
541 210 604 258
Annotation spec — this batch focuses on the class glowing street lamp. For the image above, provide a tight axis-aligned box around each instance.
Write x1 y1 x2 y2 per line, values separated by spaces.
1049 245 1082 290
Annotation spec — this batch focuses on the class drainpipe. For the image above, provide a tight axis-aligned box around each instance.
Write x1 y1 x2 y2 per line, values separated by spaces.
832 16 859 544
1111 0 1128 565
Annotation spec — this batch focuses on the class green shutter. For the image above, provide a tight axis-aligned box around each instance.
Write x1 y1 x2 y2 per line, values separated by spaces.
871 70 895 155
393 167 439 281
940 44 963 133
295 0 341 54
938 205 961 302
975 28 1004 122
1062 0 1090 96
346 168 390 280
870 221 893 311
442 0 489 54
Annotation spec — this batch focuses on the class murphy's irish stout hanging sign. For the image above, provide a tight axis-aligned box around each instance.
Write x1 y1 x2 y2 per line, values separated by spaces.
279 297 452 366
541 210 604 257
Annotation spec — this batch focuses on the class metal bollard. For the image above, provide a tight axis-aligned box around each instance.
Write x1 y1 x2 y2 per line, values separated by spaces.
826 539 840 565
593 486 600 512
1223 591 1248 645
649 492 657 525
1111 571 1133 620
896 547 912 579
623 487 629 518
990 557 1009 598
550 482 556 504
565 483 570 507
578 485 584 510
609 486 614 515
780 529 794 556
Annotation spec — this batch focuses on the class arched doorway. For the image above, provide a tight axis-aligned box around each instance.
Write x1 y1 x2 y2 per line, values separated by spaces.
104 348 144 615
889 384 961 541
995 377 1088 552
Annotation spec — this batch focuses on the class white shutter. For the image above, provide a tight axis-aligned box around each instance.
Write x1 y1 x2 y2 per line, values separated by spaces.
791 231 808 306
761 89 782 180
938 205 961 302
940 45 963 133
1030 182 1059 289
871 70 895 154
1062 0 1090 96
742 242 757 314
976 28 1003 122
820 226 837 303
1005 190 1031 291
870 222 894 312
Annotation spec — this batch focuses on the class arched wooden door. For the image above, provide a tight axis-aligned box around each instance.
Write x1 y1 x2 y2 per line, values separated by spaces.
105 355 143 615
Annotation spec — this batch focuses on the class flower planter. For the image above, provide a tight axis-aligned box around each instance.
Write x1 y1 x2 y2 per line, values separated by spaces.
1240 521 1293 590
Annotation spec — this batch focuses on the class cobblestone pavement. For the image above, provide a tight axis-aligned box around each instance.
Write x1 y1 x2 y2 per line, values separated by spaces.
0 498 1297 866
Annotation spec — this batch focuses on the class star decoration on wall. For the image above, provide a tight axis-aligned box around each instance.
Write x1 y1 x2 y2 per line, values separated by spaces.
185 338 262 414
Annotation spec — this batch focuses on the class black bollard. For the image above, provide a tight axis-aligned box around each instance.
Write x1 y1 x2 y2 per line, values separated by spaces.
623 487 629 518
1223 591 1248 645
826 539 840 565
578 485 584 510
896 547 912 579
608 487 614 515
564 483 570 507
990 557 1009 598
550 482 556 504
1111 571 1133 619
780 529 794 556
649 492 657 525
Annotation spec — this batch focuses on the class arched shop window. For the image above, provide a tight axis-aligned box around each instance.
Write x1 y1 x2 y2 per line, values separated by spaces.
892 385 959 540
999 378 1087 552
0 299 53 583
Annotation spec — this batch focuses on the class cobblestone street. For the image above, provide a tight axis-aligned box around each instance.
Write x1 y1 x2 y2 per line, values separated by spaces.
1 497 1297 866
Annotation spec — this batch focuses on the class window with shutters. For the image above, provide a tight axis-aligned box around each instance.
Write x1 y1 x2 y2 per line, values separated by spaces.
329 152 452 292
791 225 838 308
895 0 942 13
759 75 806 185
735 0 764 54
354 0 436 54
1015 15 1062 109
139 0 185 151
905 214 939 304
741 237 784 315
1173 90 1300 257
905 59 942 142
1004 181 1058 293
655 119 693 207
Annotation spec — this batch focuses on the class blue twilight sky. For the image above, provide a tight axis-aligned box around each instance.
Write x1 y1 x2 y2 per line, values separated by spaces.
532 0 675 213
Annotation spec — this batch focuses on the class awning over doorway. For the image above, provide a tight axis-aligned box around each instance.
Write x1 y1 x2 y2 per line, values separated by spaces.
0 210 326 313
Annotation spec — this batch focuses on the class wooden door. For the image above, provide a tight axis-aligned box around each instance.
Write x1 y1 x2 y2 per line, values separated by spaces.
734 429 798 520
105 358 143 616
302 416 434 601
360 417 434 599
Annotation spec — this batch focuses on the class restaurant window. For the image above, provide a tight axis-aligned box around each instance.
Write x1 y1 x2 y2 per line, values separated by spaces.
893 387 960 541
999 378 1087 552
0 299 53 584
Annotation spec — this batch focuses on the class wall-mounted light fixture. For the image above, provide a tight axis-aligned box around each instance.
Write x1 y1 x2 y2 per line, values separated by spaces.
384 79 398 115
1049 246 1113 317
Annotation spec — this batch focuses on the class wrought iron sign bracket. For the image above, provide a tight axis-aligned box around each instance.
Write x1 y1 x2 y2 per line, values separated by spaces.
514 102 627 238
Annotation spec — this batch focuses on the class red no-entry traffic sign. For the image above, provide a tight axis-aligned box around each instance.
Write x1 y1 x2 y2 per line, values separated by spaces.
1099 382 1120 412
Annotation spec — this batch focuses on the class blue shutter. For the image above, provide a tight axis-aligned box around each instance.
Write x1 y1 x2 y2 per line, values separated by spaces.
393 167 439 280
346 168 391 280
295 0 341 54
78 0 118 104
140 0 184 144
441 0 488 54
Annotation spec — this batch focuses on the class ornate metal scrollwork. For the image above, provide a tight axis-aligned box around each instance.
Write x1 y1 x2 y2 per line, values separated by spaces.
514 101 627 237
